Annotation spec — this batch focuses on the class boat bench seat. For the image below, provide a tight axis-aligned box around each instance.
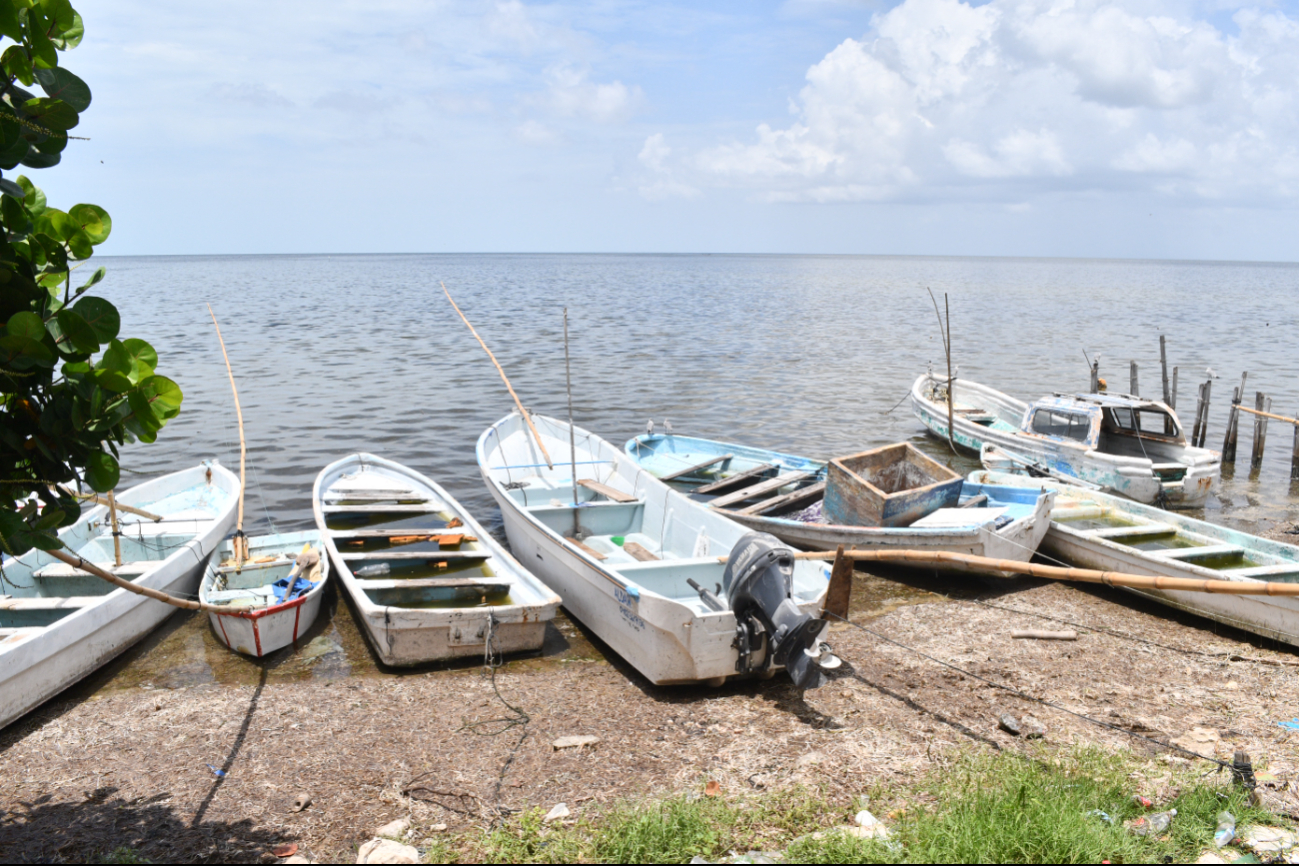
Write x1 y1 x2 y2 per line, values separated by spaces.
1151 544 1245 561
1226 564 1299 581
319 504 443 514
528 501 646 537
32 561 149 579
0 596 98 611
1087 523 1177 539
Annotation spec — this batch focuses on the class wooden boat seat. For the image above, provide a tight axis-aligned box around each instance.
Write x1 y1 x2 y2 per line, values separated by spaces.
0 596 98 611
360 577 511 592
738 481 826 516
1151 544 1246 561
323 491 431 503
710 472 812 509
1087 523 1178 539
576 479 637 503
340 551 490 563
659 454 734 482
1051 505 1105 520
565 537 607 561
1228 564 1299 580
33 561 149 579
695 464 775 495
319 504 443 514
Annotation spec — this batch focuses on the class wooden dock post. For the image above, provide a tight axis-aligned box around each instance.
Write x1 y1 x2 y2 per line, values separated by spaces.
1160 336 1170 403
1191 382 1205 446
1251 392 1270 471
1292 417 1299 480
1222 373 1247 464
1197 379 1211 447
1090 358 1100 393
1170 366 1178 409
1130 362 1139 397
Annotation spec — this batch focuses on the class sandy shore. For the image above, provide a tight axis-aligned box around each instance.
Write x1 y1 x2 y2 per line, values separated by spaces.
2 567 1298 863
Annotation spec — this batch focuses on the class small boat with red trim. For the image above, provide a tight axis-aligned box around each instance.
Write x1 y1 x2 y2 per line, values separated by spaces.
199 530 330 657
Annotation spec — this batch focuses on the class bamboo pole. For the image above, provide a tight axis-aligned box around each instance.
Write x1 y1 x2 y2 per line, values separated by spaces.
442 282 553 470
207 304 248 567
1236 404 1299 426
45 548 228 613
59 489 163 522
563 307 579 537
777 548 1299 597
106 489 122 567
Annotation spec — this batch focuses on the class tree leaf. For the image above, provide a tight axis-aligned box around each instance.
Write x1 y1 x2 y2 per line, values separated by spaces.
72 296 119 341
17 175 46 214
34 67 90 112
97 337 130 374
69 203 109 244
139 375 183 421
0 0 21 42
66 227 91 259
20 97 78 132
76 264 105 291
24 9 57 69
52 11 82 49
121 338 156 372
40 0 75 30
1 44 33 86
7 309 43 339
35 208 75 241
83 449 118 492
0 192 29 232
0 509 34 557
19 149 60 169
54 308 98 353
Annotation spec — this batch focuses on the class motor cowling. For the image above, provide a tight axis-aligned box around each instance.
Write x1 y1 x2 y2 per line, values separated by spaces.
722 532 839 690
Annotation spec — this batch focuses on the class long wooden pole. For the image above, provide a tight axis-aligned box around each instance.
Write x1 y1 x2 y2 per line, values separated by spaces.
59 489 162 522
106 489 122 567
779 548 1299 596
564 307 579 536
207 304 248 568
45 548 227 613
1237 404 1299 426
442 282 553 470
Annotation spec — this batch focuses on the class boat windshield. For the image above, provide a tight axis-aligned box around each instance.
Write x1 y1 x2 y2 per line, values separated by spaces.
1106 407 1178 438
1029 408 1092 442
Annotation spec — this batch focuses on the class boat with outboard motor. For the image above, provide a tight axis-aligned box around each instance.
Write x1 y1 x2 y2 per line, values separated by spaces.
479 412 842 688
971 468 1299 648
314 453 560 666
0 461 240 730
911 371 1218 507
200 530 330 657
624 432 1054 562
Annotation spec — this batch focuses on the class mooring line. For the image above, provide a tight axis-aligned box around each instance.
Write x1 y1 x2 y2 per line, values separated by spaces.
823 610 1232 769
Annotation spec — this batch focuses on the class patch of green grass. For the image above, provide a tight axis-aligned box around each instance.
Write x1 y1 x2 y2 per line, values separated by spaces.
97 848 151 865
444 747 1290 864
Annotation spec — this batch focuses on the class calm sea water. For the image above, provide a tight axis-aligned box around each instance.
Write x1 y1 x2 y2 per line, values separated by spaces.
105 253 1299 537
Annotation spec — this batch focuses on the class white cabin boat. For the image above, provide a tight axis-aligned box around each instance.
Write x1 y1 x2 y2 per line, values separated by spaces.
313 454 560 666
199 530 329 657
0 462 239 730
972 469 1299 648
911 372 1218 507
478 413 841 688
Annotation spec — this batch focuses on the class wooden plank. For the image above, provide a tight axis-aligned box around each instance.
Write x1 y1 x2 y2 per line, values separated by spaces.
32 561 149 579
821 545 852 620
694 464 775 495
339 551 490 562
738 480 826 516
323 491 429 503
576 479 637 503
1152 544 1245 560
565 537 607 561
334 532 474 547
320 504 443 514
1087 523 1177 539
329 528 453 538
709 472 811 509
659 453 733 483
623 541 659 562
359 577 512 592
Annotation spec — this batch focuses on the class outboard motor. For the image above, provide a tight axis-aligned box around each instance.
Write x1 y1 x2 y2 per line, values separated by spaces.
720 532 841 689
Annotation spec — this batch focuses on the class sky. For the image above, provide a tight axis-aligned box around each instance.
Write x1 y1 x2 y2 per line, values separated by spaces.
27 0 1299 260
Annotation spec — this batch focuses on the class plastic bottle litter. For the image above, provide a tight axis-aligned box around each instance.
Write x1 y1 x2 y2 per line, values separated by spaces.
355 563 391 578
1131 794 1152 809
1127 808 1176 836
1214 811 1236 848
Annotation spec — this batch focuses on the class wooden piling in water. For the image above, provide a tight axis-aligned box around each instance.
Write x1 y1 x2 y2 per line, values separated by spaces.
1090 358 1100 393
1192 382 1205 446
1160 336 1170 403
1170 366 1178 409
1130 361 1139 397
1251 392 1270 471
1223 373 1247 463
1198 379 1212 447
1292 418 1299 480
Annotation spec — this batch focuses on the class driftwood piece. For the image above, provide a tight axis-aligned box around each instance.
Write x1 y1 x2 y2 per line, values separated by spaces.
1011 629 1078 640
821 545 853 621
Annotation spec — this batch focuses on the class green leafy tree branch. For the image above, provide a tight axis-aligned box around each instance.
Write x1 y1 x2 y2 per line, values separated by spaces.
0 0 182 557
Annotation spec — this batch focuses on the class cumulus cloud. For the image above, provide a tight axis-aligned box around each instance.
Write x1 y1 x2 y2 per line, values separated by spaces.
693 0 1299 202
637 133 699 199
544 64 642 123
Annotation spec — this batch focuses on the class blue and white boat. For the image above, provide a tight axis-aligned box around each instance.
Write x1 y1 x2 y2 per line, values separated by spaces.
910 371 1219 508
972 468 1299 648
624 432 1055 563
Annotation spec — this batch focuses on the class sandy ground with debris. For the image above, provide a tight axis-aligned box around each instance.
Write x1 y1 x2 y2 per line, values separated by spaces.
2 565 1299 863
